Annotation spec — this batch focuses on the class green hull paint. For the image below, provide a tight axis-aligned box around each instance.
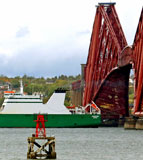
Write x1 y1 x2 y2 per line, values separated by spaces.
0 114 101 128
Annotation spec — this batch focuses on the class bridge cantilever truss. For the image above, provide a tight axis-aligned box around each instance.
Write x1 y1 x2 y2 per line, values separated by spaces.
83 3 143 119
133 8 143 115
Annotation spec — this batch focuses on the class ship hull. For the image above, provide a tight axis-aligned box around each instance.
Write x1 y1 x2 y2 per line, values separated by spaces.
0 114 101 128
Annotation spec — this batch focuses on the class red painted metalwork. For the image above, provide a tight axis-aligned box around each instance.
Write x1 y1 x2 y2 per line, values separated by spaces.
94 65 131 119
72 80 81 90
118 46 133 67
83 3 128 118
83 3 143 119
35 115 47 137
132 8 143 115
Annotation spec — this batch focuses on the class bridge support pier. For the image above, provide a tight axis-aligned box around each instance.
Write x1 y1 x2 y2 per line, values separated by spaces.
124 117 143 129
124 117 136 129
135 118 143 129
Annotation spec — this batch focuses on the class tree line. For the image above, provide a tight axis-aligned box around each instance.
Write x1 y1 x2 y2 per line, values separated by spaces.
0 74 81 106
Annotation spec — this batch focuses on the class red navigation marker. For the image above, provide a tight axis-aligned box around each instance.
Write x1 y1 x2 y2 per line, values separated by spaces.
34 115 47 137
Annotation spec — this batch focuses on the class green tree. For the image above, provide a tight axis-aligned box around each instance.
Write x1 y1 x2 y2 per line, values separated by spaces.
0 97 4 107
11 79 20 89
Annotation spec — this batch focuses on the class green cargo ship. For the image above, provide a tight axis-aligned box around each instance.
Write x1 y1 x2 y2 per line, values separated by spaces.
0 83 101 128
0 114 101 128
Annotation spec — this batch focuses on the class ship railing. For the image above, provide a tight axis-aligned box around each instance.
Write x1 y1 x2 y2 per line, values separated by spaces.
85 102 101 115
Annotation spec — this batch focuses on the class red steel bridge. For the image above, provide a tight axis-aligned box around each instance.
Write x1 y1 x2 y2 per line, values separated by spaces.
83 3 143 120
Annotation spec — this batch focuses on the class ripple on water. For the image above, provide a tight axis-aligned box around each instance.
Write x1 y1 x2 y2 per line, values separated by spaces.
0 128 143 160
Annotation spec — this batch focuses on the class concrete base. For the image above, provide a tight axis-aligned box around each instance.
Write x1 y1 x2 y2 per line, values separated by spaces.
135 118 143 129
124 117 136 129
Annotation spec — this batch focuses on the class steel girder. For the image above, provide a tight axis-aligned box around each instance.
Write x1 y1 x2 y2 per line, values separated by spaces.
133 8 143 116
83 4 128 118
83 4 143 118
94 64 131 119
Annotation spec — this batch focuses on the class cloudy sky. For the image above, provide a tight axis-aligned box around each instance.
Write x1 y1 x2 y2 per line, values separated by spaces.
0 0 142 77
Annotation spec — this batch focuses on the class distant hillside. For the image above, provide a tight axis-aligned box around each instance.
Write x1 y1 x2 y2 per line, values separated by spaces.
0 74 134 107
0 74 81 106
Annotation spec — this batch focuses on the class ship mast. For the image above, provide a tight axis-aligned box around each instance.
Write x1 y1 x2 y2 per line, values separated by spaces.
20 80 24 95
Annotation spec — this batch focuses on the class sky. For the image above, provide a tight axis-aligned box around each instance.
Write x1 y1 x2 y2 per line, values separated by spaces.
0 0 142 78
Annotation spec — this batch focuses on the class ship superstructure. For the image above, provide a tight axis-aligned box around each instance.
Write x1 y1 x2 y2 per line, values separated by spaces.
0 81 101 127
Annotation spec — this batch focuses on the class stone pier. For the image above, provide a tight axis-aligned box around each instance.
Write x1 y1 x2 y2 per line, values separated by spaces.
135 118 143 129
124 117 136 129
124 117 143 129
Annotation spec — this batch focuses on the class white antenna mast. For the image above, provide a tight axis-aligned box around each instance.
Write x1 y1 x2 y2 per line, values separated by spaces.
20 79 24 95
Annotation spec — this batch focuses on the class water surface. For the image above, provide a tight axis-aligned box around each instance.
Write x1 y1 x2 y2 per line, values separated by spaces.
0 127 142 160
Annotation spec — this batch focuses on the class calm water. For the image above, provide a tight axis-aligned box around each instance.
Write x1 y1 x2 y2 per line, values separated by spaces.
0 127 143 160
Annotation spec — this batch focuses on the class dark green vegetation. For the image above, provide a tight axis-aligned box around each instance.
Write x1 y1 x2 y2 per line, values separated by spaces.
0 74 81 106
129 74 134 106
129 85 134 105
0 97 4 107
